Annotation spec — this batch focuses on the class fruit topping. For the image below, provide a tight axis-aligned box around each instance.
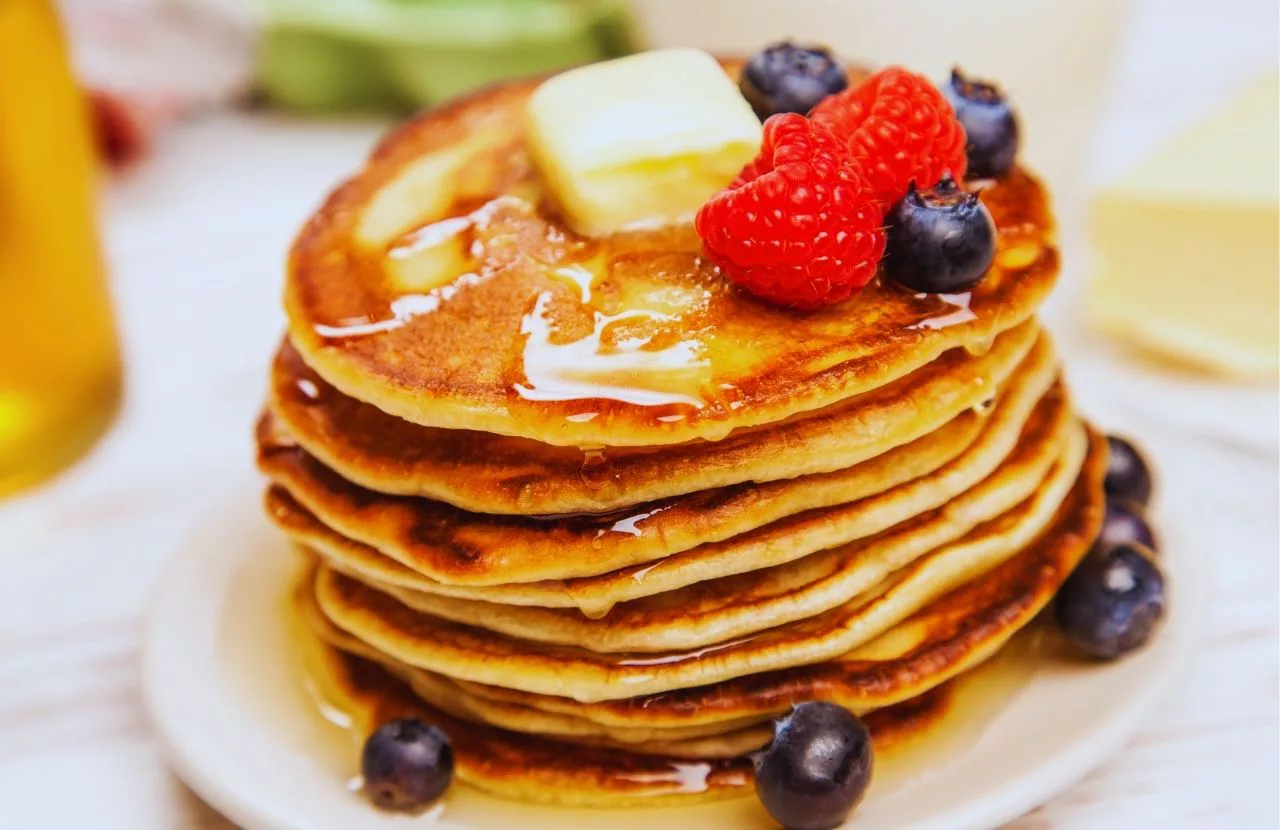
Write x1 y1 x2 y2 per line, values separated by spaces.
526 49 762 237
361 718 454 812
1055 542 1167 660
1098 499 1159 553
695 114 885 309
882 175 997 294
755 702 874 830
1104 435 1155 506
811 66 968 207
740 42 849 120
944 68 1020 179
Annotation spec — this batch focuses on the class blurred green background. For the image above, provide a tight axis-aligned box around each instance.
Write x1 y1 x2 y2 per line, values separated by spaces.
258 0 640 112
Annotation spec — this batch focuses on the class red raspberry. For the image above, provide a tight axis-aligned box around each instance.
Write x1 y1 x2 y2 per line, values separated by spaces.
811 67 968 207
695 114 885 310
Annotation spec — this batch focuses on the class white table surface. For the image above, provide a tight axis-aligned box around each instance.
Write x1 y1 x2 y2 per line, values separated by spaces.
4 2 1280 816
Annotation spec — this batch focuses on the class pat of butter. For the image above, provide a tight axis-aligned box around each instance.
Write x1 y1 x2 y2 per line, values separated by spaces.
526 49 762 237
1088 74 1279 378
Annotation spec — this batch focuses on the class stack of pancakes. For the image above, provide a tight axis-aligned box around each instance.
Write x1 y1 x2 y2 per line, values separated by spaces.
256 70 1105 807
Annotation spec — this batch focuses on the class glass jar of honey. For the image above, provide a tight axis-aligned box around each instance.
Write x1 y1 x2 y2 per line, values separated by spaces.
0 0 122 497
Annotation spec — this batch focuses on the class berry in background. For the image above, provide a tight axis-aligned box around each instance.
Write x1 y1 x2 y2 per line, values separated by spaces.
944 68 1020 178
739 42 849 120
1104 436 1155 505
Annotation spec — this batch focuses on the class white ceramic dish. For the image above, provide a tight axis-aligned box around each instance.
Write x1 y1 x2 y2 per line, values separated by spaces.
142 473 1199 830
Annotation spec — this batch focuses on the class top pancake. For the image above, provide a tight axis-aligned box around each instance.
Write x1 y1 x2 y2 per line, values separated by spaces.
285 64 1059 448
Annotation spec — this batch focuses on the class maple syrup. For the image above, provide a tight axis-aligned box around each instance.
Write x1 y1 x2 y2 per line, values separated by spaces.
513 290 712 409
908 291 978 331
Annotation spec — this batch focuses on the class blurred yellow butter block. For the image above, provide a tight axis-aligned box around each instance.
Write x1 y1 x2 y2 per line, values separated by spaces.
1088 74 1279 379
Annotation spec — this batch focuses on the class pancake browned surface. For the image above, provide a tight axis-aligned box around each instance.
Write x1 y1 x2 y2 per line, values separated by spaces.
283 64 1057 449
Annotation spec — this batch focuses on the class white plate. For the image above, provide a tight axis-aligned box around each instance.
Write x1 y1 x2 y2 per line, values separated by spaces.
142 475 1200 830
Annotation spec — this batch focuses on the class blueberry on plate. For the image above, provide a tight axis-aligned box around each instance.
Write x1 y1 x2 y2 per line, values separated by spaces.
943 68 1019 178
1098 498 1158 553
740 42 848 120
1055 542 1166 660
883 176 997 294
361 718 454 812
755 701 873 830
1104 435 1155 506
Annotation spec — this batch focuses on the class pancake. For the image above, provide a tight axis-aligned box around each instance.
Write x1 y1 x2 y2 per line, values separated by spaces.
268 370 1068 613
301 574 1039 762
284 62 1058 449
297 626 756 807
269 319 1040 514
260 334 1057 588
303 429 1103 742
293 430 1103 804
296 578 774 751
314 423 1088 701
298 629 960 807
355 408 1072 654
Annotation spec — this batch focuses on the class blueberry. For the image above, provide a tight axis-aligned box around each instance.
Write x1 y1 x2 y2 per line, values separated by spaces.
1055 543 1166 660
884 176 997 294
944 68 1019 178
740 42 848 120
361 718 454 812
755 702 873 830
1105 435 1154 506
1099 499 1158 553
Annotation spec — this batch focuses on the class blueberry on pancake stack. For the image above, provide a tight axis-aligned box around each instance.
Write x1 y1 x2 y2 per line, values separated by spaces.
256 47 1161 824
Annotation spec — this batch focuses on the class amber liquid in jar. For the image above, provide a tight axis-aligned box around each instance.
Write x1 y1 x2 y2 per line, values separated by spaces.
0 0 122 496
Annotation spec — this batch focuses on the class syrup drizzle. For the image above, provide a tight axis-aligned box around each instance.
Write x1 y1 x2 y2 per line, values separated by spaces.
551 263 597 303
390 215 473 259
908 291 977 331
313 197 523 340
295 378 322 402
619 762 714 794
609 505 673 538
615 635 758 668
513 291 711 408
313 277 486 339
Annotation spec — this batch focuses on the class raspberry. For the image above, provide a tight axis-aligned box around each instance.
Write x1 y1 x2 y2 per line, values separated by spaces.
695 114 885 310
811 67 968 207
